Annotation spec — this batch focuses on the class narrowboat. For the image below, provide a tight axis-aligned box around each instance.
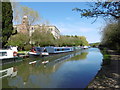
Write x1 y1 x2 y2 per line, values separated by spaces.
0 50 18 60
28 47 49 56
45 47 74 54
82 46 89 49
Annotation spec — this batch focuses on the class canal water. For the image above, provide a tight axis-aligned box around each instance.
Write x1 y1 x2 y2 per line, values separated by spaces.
1 48 103 88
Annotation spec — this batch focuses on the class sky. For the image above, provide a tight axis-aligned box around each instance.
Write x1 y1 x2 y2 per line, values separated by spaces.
19 2 105 43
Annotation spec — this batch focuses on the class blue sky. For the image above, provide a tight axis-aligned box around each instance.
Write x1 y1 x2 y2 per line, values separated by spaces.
19 2 105 43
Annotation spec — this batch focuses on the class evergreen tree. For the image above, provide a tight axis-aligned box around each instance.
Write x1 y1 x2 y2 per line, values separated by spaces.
2 1 13 48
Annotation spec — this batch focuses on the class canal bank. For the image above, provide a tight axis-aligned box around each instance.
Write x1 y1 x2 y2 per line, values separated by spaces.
87 48 120 89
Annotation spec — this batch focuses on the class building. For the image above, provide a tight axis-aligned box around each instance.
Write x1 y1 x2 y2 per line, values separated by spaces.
13 16 60 39
13 16 29 34
47 26 60 39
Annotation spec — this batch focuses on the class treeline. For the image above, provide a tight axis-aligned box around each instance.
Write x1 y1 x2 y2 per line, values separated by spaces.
7 26 89 50
54 35 89 47
100 21 120 51
89 42 100 47
31 29 89 47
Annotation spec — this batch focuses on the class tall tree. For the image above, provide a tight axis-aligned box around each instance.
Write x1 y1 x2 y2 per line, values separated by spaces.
11 2 22 25
0 1 2 48
11 2 40 26
21 6 40 26
2 1 13 48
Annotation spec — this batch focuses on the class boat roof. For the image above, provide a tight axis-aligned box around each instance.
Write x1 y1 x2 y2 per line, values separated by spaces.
0 49 13 52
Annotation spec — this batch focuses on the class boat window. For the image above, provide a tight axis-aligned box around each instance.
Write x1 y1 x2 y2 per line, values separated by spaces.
55 49 57 51
54 48 71 51
59 49 63 51
43 48 47 52
0 52 7 56
36 48 41 52
64 48 70 51
57 49 60 51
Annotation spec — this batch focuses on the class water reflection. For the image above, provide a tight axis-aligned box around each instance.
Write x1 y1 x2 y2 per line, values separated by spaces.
68 52 88 61
0 67 17 79
2 48 102 88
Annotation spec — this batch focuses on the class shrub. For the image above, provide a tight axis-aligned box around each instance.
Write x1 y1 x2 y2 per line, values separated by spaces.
24 44 32 51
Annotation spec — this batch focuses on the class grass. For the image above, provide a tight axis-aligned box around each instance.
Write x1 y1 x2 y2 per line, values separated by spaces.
18 51 29 53
17 51 29 55
101 48 111 65
103 54 110 60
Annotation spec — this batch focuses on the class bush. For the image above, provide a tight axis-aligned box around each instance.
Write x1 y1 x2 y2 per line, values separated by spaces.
24 44 32 51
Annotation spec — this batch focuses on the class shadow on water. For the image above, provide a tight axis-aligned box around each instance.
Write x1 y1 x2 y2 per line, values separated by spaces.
1 48 102 88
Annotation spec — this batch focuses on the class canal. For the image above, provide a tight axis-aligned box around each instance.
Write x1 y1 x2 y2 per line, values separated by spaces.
1 48 103 88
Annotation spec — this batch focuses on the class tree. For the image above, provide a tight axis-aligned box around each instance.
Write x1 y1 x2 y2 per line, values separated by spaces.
0 1 2 48
89 42 100 47
73 1 120 20
101 22 120 50
21 6 40 26
7 33 29 48
11 3 40 45
73 0 120 50
2 1 13 48
12 2 40 26
11 2 22 25
56 35 89 47
79 36 89 46
31 25 55 46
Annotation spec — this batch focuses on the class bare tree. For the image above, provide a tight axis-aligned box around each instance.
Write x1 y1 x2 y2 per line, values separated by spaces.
12 2 40 28
21 6 40 26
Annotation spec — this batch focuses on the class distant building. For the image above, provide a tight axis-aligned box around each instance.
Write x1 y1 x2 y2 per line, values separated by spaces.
13 16 29 34
47 26 60 39
13 16 60 39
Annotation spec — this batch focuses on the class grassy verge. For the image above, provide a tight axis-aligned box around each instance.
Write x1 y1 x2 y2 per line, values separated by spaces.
17 51 29 55
18 51 29 53
101 48 111 65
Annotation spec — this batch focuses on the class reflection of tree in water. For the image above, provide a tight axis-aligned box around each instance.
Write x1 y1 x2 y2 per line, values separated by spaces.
40 51 89 74
68 52 88 61
43 51 73 62
4 51 89 88
16 51 88 78
2 76 16 88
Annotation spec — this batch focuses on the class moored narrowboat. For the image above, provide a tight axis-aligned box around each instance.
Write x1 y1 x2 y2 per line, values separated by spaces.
45 47 74 54
28 47 49 56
